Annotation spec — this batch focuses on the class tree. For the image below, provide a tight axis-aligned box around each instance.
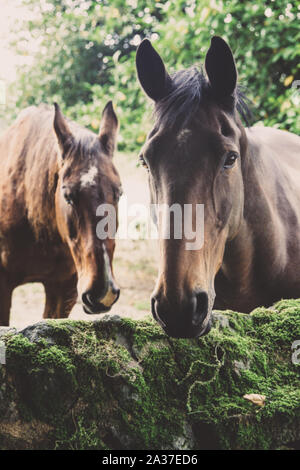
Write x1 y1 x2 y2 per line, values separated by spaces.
4 0 300 151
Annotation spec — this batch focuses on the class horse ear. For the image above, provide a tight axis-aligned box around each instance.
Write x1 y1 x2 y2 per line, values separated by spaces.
136 39 172 101
205 36 237 100
53 103 73 154
99 101 119 156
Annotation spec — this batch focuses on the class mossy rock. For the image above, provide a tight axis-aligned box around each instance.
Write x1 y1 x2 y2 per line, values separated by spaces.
0 300 299 450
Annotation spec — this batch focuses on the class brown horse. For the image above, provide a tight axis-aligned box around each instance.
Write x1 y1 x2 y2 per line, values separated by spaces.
0 102 122 325
136 36 300 338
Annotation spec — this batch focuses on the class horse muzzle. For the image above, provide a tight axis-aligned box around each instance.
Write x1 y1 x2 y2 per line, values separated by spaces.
151 289 214 338
82 284 120 314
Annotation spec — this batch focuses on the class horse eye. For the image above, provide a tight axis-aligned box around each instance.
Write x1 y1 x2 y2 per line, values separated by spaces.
113 187 122 202
139 154 149 171
224 151 239 170
65 195 73 205
63 191 74 206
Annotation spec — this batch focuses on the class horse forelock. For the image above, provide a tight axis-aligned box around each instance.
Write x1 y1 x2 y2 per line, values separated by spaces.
154 66 252 131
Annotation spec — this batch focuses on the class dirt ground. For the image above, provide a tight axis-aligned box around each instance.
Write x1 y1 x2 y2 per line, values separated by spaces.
9 152 159 328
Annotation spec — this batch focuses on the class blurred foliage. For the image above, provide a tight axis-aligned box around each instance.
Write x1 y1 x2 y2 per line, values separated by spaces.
4 0 300 150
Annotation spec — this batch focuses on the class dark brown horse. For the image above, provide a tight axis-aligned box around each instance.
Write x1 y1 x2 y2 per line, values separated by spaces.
136 36 300 338
0 102 122 325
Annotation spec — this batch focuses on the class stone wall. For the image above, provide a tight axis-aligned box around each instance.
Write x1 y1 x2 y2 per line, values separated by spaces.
0 299 299 450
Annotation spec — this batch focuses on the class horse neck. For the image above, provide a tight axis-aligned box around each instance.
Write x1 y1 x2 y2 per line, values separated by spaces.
222 126 283 284
26 145 61 241
241 129 273 224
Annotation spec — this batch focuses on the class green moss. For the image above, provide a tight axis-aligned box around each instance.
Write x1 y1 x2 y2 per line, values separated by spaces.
0 299 299 449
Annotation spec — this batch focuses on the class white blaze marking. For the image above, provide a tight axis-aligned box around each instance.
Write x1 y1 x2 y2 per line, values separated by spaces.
99 246 118 307
81 165 98 188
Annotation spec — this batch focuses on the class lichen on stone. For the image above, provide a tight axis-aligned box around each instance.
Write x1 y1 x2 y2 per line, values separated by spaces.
0 299 299 450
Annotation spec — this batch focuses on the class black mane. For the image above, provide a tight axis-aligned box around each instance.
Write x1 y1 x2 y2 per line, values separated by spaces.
154 66 252 129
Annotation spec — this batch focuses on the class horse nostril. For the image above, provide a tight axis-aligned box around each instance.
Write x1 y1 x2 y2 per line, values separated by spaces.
192 291 209 326
82 292 95 308
111 284 120 297
111 286 120 303
151 297 158 320
151 296 166 328
196 291 208 313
